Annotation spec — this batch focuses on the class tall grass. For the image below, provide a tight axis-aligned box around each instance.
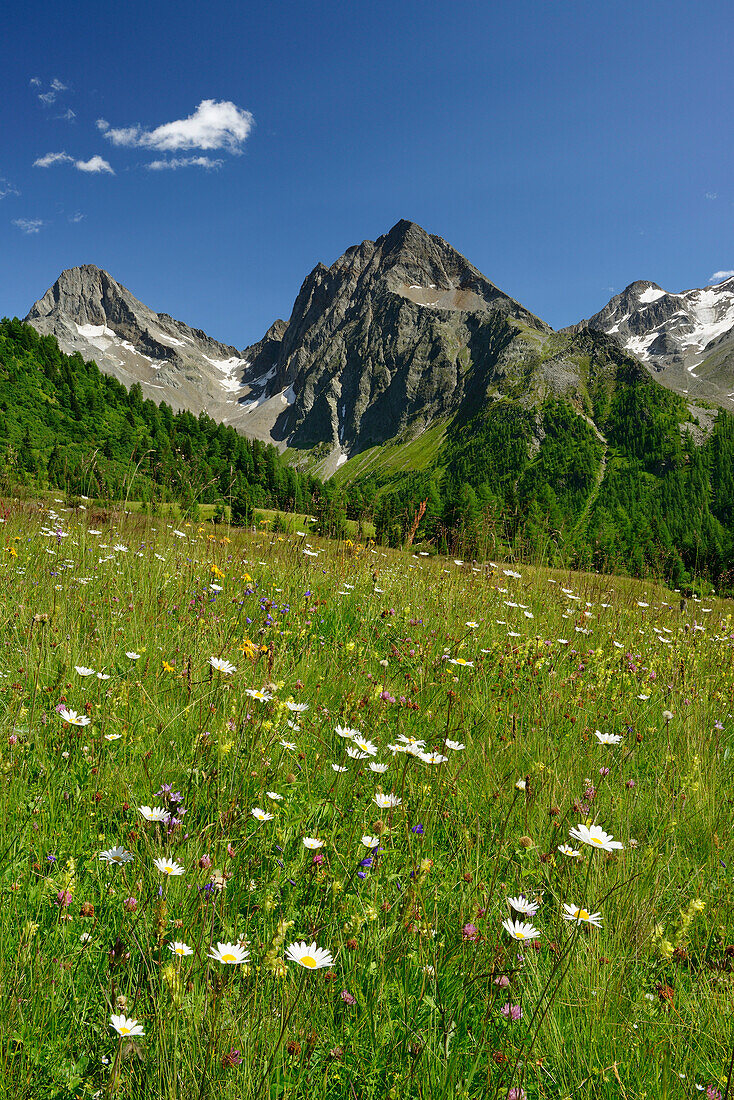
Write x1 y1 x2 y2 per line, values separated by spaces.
0 501 731 1099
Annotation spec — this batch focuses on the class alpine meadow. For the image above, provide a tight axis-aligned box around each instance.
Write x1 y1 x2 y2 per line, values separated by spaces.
3 1 734 1096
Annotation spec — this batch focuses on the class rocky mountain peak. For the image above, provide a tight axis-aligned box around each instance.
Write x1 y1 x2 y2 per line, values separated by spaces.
588 275 734 409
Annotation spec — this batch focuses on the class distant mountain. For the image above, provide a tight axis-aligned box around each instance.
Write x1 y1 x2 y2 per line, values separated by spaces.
25 264 253 420
586 276 734 409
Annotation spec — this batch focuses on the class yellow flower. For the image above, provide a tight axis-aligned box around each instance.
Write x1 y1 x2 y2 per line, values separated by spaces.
162 660 176 673
211 564 225 579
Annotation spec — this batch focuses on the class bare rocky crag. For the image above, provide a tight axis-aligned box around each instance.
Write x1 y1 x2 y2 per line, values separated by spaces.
586 276 734 409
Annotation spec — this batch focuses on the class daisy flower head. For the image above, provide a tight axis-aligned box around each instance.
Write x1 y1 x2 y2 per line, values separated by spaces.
331 763 348 772
335 724 360 739
397 735 426 748
279 740 296 750
125 652 141 660
419 752 448 764
303 837 324 850
346 746 370 759
75 666 95 676
448 657 474 667
139 805 170 823
373 792 401 809
465 621 479 628
502 918 540 942
168 941 194 956
58 707 91 727
569 823 624 851
266 791 283 801
99 847 134 866
594 730 623 745
110 1013 144 1037
97 672 110 680
251 807 274 822
557 844 581 858
507 895 539 917
361 835 380 849
208 941 249 965
285 701 309 713
285 940 334 970
246 688 272 702
352 737 378 756
153 857 185 877
444 739 465 751
369 761 389 773
210 657 236 675
563 903 603 928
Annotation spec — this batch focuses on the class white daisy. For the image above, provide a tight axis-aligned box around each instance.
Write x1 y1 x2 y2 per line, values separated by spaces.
210 657 236 675
569 823 624 851
168 941 194 956
139 805 170 823
58 707 91 727
373 792 401 809
285 940 333 970
303 837 324 850
153 857 185 876
502 918 540 942
594 730 623 745
507 895 539 917
251 807 274 822
563 903 603 928
208 941 249 965
99 847 134 865
110 1013 144 1037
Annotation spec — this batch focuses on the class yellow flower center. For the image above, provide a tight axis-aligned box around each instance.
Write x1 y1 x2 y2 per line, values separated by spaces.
300 955 317 968
591 838 602 845
175 948 184 955
515 932 525 940
578 909 590 920
120 1027 131 1034
221 953 237 963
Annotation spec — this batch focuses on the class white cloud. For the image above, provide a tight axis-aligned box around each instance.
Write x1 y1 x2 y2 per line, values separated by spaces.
13 218 44 234
29 77 41 87
57 108 76 122
34 151 114 174
51 78 67 92
38 91 57 105
75 155 114 174
709 270 734 284
34 151 74 167
146 155 224 170
68 212 85 223
0 177 19 199
101 99 254 153
705 192 718 200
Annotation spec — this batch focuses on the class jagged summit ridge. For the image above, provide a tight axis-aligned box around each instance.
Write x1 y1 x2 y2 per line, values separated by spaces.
236 220 556 467
588 275 734 406
26 265 252 419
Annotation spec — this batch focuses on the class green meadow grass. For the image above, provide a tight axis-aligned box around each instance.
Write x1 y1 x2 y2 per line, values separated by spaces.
0 502 732 1099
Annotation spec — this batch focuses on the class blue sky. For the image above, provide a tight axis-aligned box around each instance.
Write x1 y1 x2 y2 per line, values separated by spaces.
1 0 732 347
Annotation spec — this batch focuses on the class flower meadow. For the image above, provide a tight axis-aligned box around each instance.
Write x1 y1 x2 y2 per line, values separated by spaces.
0 503 733 1099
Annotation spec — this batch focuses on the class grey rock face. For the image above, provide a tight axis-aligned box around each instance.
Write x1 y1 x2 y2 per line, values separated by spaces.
238 220 558 462
587 276 734 409
26 264 253 419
